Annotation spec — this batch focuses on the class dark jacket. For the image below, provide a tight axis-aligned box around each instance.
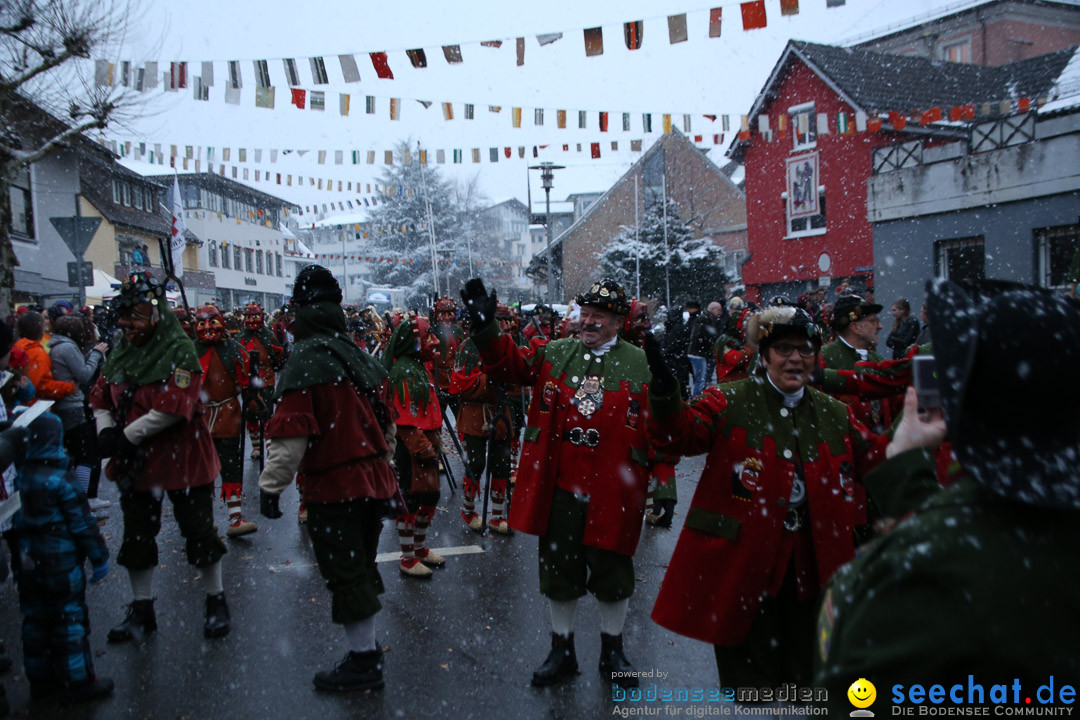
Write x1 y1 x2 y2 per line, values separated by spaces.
661 309 691 360
688 312 723 357
885 316 920 360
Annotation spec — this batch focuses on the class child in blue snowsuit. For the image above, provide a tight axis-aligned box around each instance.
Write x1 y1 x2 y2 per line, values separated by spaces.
11 412 113 704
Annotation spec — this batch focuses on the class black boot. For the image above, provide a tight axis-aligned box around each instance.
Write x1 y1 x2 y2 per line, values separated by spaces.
63 677 114 704
313 648 384 692
204 592 231 639
531 632 579 687
107 599 157 643
599 632 638 688
655 500 675 529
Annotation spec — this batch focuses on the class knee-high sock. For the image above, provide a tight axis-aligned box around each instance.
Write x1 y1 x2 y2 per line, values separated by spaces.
462 475 479 519
645 478 657 515
396 514 416 563
414 506 434 553
343 617 377 653
490 478 508 523
75 465 92 495
200 560 224 595
549 598 579 637
598 598 630 636
129 567 154 601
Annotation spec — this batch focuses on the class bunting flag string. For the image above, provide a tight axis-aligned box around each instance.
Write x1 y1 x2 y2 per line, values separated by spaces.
96 0 838 82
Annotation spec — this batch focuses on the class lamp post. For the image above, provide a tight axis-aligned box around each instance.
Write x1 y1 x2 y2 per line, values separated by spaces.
529 162 564 303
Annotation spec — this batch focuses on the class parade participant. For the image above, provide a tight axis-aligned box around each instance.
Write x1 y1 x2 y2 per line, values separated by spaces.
431 297 463 403
660 306 692 399
497 304 528 488
194 304 259 537
644 304 887 686
815 280 1080 709
10 413 113 704
257 265 398 692
461 277 650 689
687 301 723 397
450 303 514 534
382 314 445 578
173 307 196 340
90 272 229 642
820 295 893 434
240 302 285 460
14 311 74 401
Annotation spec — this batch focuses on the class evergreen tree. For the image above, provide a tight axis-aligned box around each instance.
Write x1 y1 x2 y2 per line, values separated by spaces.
364 142 496 307
597 197 727 306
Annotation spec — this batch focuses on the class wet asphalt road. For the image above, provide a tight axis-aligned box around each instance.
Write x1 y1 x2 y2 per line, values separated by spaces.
0 440 721 719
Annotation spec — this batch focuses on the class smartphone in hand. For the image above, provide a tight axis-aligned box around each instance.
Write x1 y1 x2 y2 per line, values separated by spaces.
912 355 941 409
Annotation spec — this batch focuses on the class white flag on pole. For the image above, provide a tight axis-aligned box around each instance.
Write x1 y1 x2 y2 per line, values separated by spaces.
170 174 186 277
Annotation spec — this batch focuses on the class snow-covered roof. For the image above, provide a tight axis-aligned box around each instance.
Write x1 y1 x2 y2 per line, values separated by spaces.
1042 46 1080 113
530 200 574 215
119 157 198 177
312 210 371 228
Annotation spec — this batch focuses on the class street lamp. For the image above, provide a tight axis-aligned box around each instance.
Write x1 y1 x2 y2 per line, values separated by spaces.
529 162 564 303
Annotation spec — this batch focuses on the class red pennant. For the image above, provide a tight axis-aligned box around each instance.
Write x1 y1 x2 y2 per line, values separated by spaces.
740 0 767 30
562 144 569 151
291 88 306 109
624 21 643 50
1018 97 1031 113
962 104 976 120
504 147 511 158
599 112 609 132
709 7 723 37
949 105 963 122
889 111 907 131
369 52 394 79
694 135 703 142
703 114 717 122
590 142 601 158
738 130 751 141
919 107 942 126
867 116 882 132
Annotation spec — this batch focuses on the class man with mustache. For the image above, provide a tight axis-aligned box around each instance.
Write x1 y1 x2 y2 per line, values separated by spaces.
460 277 651 690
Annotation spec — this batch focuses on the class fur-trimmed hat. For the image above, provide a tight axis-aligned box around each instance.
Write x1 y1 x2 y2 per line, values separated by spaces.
575 278 631 316
747 306 822 352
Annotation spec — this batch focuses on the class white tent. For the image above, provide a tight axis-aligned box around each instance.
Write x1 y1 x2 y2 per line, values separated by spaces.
86 269 182 307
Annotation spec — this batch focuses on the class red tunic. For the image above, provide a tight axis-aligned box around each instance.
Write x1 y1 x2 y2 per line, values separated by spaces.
390 366 442 431
90 371 220 492
475 324 653 556
198 344 249 439
647 380 887 646
265 381 398 504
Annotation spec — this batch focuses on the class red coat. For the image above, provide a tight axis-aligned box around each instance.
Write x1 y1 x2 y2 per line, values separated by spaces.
648 377 887 646
474 323 652 556
266 381 398 504
90 370 220 492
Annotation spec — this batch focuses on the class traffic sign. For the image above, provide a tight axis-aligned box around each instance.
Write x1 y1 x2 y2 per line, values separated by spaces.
50 216 102 258
67 261 93 288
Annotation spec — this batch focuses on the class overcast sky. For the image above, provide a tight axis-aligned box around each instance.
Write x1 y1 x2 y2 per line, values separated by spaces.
98 0 980 210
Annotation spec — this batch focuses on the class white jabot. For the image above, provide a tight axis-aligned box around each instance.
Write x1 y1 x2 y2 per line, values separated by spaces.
590 336 618 357
840 334 869 361
766 373 805 408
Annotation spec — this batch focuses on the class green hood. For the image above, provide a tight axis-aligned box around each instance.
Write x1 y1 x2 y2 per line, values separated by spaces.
101 307 202 386
274 302 386 399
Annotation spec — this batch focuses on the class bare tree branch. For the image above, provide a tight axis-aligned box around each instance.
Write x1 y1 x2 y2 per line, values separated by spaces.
7 115 102 172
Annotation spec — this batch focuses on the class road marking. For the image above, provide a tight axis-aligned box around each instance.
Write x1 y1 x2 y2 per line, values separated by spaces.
267 545 485 572
375 544 485 563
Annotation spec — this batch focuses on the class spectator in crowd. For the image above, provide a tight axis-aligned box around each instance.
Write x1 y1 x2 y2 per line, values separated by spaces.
14 311 74 402
687 301 724 397
885 298 920 360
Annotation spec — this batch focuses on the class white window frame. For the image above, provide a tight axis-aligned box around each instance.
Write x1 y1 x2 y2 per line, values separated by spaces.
782 187 827 239
789 101 817 152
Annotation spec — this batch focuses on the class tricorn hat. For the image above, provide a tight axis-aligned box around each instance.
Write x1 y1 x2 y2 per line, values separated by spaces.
831 294 883 330
575 278 631 316
928 279 1080 510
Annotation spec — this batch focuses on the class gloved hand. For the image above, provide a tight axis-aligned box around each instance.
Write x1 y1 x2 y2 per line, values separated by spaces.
115 429 139 459
260 490 283 519
96 426 119 457
90 561 109 584
243 388 272 422
0 426 28 468
643 333 677 396
459 278 498 333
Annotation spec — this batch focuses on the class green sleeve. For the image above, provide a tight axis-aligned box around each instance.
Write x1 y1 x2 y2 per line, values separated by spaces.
864 447 941 519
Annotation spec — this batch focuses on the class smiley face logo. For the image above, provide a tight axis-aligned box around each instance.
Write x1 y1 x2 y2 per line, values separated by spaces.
848 678 877 716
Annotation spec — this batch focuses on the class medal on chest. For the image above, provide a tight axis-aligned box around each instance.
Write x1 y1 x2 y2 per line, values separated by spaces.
572 375 604 419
